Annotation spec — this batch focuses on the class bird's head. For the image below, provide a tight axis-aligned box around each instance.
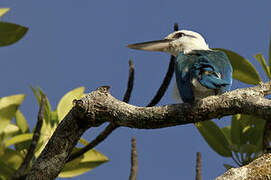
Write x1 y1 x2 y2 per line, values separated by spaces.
127 30 209 56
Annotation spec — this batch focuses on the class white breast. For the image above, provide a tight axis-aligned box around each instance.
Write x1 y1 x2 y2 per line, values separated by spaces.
191 78 216 100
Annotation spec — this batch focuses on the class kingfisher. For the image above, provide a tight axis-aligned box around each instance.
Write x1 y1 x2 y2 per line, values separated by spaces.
127 30 232 103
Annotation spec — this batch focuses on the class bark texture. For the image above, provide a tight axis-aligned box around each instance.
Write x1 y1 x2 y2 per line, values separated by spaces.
26 82 271 180
216 153 271 180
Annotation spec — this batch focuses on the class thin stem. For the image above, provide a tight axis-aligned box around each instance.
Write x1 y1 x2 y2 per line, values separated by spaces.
123 59 135 103
12 94 46 180
67 123 118 162
195 152 202 180
147 23 178 107
129 137 138 180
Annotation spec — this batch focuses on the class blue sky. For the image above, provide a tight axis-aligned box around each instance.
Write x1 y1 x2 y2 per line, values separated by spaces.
1 0 271 179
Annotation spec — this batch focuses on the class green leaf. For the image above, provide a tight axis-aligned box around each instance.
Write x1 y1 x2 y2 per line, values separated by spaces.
221 126 232 145
254 53 271 79
0 94 25 133
59 148 108 178
196 121 231 157
248 116 265 151
4 133 33 148
50 110 59 123
240 144 257 155
214 48 261 84
15 110 29 133
0 148 24 170
237 114 265 147
2 123 20 140
79 138 89 146
57 87 85 122
0 8 10 17
0 22 28 46
15 138 32 152
30 86 41 104
0 159 16 179
34 139 46 157
35 121 57 157
231 114 242 146
223 164 235 170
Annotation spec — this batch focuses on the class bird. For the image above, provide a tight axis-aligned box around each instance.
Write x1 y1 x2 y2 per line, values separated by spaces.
127 30 232 103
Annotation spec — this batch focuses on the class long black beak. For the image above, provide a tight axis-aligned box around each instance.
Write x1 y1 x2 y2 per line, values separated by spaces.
127 39 172 52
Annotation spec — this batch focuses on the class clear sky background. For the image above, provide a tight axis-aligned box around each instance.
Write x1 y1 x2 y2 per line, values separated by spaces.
1 0 271 179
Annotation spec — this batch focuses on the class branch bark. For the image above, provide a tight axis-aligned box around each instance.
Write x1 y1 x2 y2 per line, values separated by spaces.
216 153 271 180
195 152 202 180
26 81 271 179
129 137 138 180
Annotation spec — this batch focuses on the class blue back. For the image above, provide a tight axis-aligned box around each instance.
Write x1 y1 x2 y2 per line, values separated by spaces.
174 50 232 103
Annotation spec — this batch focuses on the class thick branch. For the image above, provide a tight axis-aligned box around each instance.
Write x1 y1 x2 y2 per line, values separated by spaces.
26 108 89 180
216 153 271 180
74 82 271 129
26 82 271 179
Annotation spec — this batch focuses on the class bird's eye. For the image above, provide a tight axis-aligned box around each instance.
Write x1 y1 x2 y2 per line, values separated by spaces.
173 32 185 39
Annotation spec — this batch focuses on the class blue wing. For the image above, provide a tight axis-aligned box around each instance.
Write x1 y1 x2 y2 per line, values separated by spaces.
174 50 232 103
193 56 230 89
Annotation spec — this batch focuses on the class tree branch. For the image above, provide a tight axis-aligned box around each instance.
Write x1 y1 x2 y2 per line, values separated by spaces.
129 137 138 180
26 106 89 180
26 82 271 179
215 153 271 180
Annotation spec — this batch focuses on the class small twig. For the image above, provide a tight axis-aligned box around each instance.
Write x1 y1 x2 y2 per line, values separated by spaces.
12 95 46 180
67 60 135 162
173 23 179 31
195 152 202 180
67 122 118 162
147 23 178 107
123 59 135 103
129 137 138 180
